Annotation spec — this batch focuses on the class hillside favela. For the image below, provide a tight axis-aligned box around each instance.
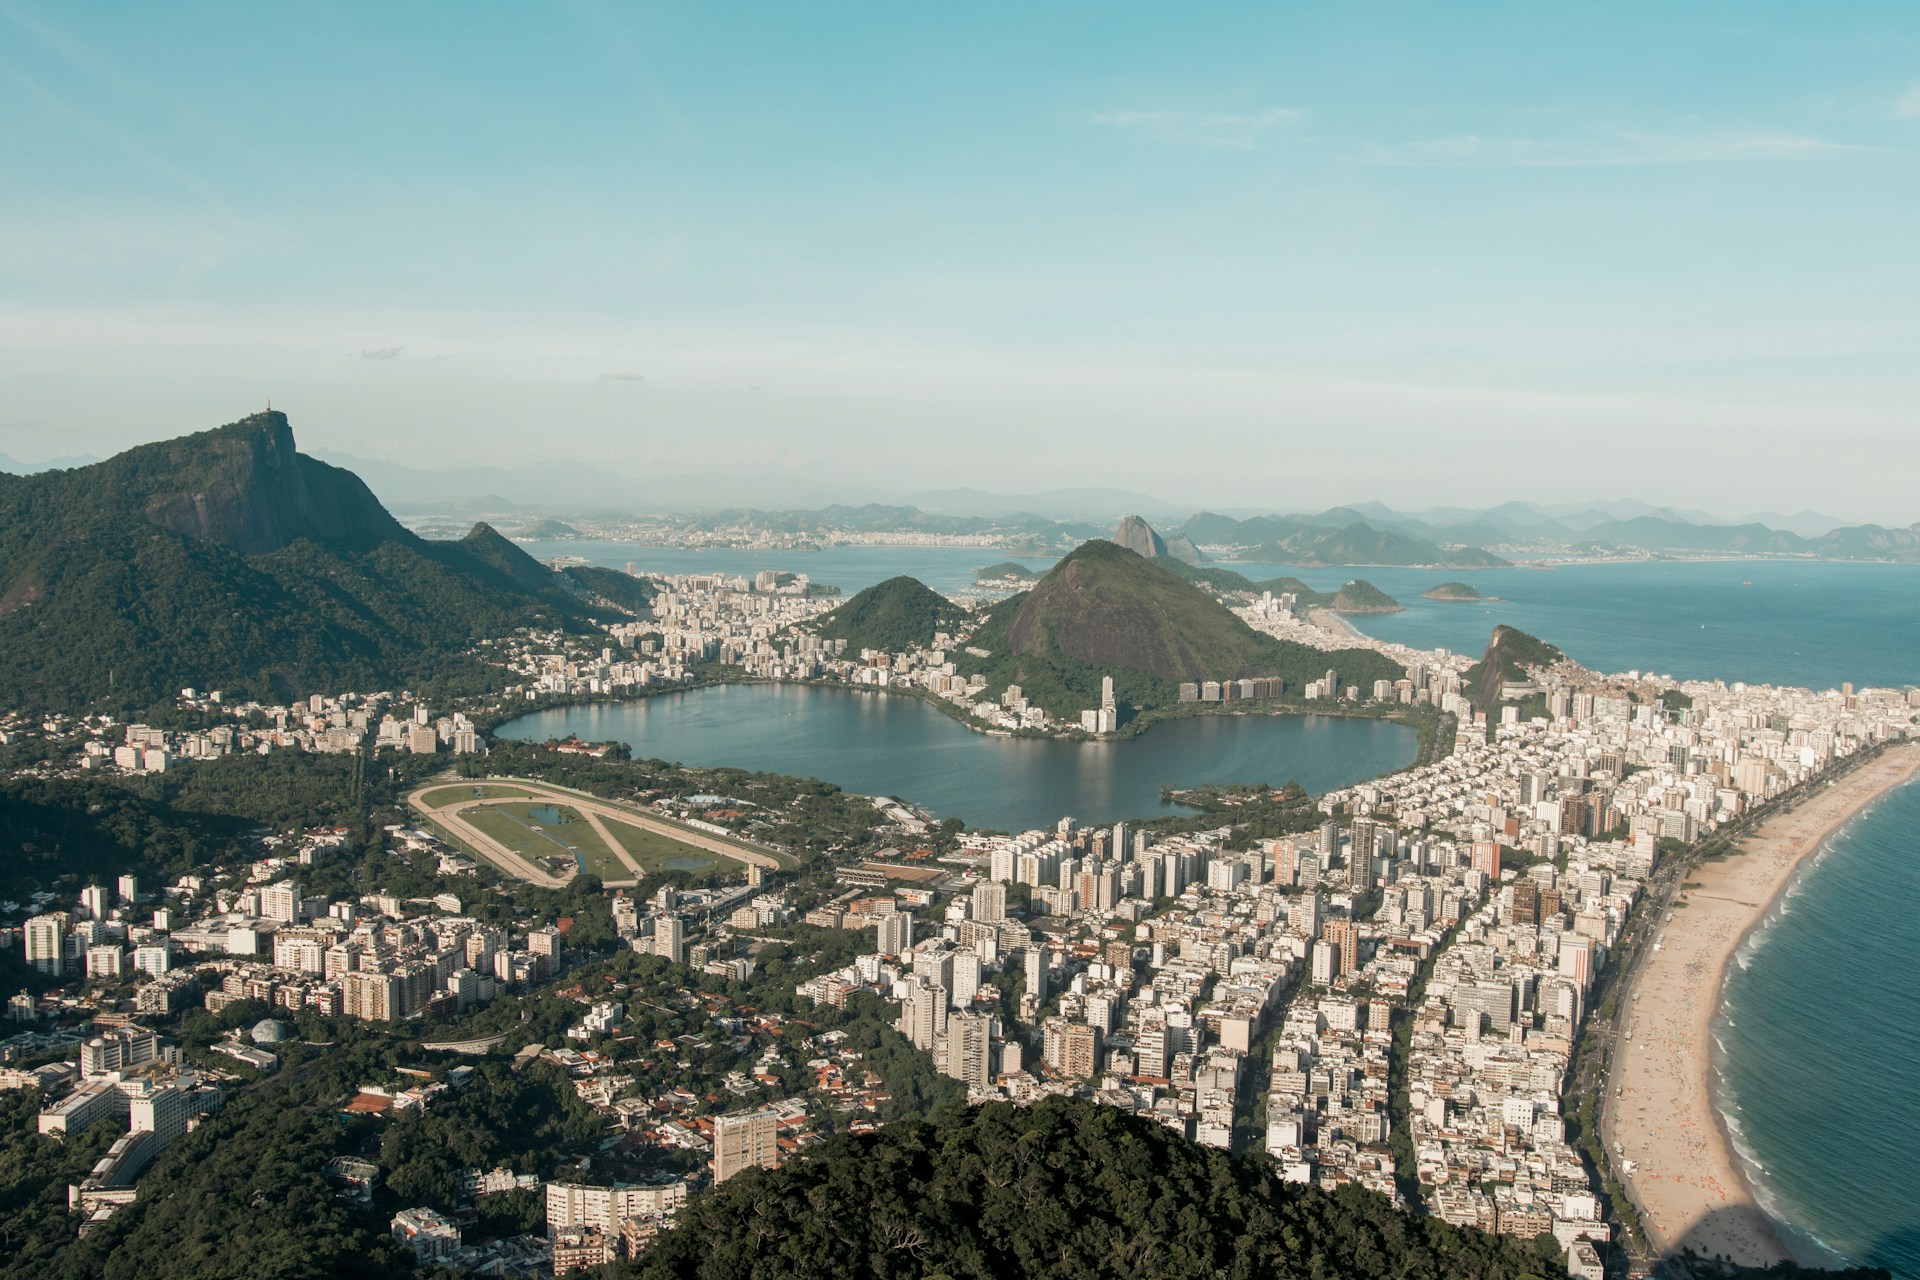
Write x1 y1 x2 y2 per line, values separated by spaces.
3 7 1918 1280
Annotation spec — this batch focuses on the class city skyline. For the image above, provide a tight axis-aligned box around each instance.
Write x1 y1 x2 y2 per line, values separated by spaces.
4 2 1920 520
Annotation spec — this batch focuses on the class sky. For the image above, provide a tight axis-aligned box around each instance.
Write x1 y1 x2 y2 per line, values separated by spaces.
2 1 1918 521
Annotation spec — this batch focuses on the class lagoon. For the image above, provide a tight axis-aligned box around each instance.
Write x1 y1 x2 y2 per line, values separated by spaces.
497 683 1418 833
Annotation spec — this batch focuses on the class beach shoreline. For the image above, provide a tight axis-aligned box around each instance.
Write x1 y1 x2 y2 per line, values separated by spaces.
1607 742 1920 1267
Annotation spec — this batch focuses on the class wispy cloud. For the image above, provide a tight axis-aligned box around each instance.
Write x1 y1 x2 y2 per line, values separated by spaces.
598 371 646 382
1091 107 1302 149
1366 131 1868 168
360 346 403 360
1896 84 1920 119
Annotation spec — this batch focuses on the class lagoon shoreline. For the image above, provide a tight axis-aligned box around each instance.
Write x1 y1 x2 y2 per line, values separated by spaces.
1608 743 1920 1268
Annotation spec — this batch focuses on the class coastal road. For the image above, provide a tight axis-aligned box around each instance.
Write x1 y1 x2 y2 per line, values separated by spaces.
407 777 785 889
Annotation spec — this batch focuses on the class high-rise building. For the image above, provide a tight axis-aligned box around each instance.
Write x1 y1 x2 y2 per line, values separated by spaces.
85 945 125 980
1023 946 1048 1003
342 969 400 1022
24 914 66 976
949 951 982 1009
1059 1023 1100 1078
712 1110 780 1184
80 884 109 921
260 881 300 925
653 917 685 964
942 1010 994 1090
875 911 912 956
970 881 1006 925
1322 919 1358 976
1310 941 1335 985
1471 840 1502 880
116 874 139 904
898 976 948 1051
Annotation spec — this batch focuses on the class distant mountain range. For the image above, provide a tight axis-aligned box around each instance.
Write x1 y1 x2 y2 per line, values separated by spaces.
0 413 623 710
0 451 101 474
314 450 886 514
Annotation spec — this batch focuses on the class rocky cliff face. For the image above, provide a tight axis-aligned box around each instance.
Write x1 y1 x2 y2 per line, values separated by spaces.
1112 514 1169 559
133 412 406 554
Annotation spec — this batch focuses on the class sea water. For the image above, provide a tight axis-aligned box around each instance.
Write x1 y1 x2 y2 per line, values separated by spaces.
1715 778 1920 1277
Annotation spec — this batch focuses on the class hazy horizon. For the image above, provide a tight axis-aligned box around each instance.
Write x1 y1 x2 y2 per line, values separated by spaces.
4 3 1918 522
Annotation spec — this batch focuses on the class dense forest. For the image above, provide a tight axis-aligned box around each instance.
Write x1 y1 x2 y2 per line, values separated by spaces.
811 576 970 655
627 1095 1569 1280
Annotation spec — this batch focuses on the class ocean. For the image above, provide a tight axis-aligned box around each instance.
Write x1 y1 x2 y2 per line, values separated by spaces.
1715 776 1920 1277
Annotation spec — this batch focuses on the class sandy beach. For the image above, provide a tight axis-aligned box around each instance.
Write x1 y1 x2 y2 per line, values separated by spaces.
1608 742 1920 1266
1307 607 1364 639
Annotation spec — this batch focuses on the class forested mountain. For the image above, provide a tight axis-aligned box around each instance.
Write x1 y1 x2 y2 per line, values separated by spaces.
0 411 615 709
813 576 970 653
954 540 1401 717
1464 626 1568 710
627 1095 1574 1280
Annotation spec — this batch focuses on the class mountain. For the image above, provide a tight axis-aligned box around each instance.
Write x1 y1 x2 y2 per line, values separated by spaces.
813 576 970 654
1331 580 1402 614
628 1095 1583 1280
0 451 100 474
512 517 581 539
0 411 607 709
1738 509 1847 539
1174 512 1509 569
956 540 1401 719
1113 512 1203 565
1112 514 1168 559
561 564 654 614
1464 626 1566 711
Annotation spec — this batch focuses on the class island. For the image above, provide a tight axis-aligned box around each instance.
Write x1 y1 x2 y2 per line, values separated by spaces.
973 561 1040 585
1421 581 1480 600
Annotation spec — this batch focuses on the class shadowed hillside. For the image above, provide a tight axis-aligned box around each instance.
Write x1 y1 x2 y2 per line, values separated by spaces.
0 411 611 708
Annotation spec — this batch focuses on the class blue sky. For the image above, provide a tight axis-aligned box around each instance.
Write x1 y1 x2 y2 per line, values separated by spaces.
3 1 1918 519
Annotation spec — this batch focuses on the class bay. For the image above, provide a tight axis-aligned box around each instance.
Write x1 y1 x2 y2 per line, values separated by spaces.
496 683 1417 833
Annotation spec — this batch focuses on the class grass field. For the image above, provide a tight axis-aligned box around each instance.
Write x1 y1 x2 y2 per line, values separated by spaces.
600 817 741 875
420 783 536 809
462 803 631 882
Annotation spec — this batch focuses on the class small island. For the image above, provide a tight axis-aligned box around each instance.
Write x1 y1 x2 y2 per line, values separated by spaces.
973 561 1040 585
1422 581 1490 601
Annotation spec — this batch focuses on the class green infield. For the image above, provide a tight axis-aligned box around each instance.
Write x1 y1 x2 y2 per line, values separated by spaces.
600 817 741 875
462 803 629 881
